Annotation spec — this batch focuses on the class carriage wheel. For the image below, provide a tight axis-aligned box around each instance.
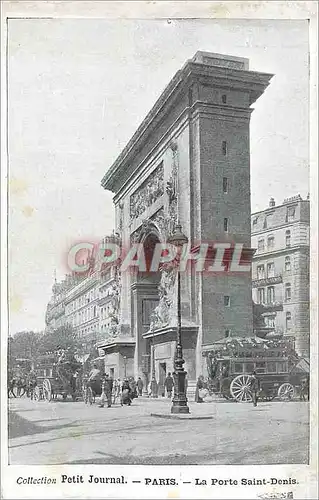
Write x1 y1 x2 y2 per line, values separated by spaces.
19 387 26 397
11 386 19 398
278 383 295 401
230 374 253 403
43 379 52 402
33 386 41 401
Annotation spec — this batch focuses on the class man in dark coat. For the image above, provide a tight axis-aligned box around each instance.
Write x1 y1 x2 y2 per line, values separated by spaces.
137 377 144 396
122 378 132 406
164 372 174 398
250 371 261 407
300 375 309 401
98 373 113 408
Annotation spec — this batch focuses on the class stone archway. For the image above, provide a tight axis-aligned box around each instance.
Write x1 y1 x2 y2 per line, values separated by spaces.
131 226 162 392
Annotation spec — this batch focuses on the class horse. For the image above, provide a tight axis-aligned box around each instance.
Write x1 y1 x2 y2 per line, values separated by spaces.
8 376 27 398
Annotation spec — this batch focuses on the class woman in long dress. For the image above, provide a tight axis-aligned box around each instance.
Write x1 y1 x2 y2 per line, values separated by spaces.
195 375 205 403
121 379 132 406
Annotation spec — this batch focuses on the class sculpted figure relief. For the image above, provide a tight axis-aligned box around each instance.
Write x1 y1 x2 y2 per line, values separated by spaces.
106 274 121 337
130 163 164 220
151 267 177 329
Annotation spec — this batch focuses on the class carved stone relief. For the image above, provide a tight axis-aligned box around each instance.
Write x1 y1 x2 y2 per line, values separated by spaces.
116 202 124 234
106 268 121 337
130 162 164 221
150 266 177 330
166 141 178 236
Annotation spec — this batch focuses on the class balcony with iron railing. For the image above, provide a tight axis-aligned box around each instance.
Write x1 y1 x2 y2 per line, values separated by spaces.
258 301 283 312
252 274 283 288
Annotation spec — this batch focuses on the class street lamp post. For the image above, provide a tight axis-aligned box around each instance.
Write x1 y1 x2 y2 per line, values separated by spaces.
123 355 127 378
167 223 190 414
149 314 158 398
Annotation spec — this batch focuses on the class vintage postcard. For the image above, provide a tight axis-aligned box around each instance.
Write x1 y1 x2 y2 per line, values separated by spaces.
1 1 318 499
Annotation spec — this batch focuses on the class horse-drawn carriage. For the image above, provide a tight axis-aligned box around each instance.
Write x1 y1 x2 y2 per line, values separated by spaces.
8 358 32 398
203 335 309 403
33 351 83 402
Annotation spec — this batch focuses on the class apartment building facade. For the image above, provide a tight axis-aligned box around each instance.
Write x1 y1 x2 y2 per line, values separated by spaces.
251 195 310 357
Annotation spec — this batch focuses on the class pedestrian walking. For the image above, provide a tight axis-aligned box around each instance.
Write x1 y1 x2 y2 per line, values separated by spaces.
27 370 37 400
112 378 122 404
195 375 205 403
250 371 261 407
121 378 132 406
137 377 144 396
98 373 113 408
129 377 138 399
164 372 174 398
300 375 309 401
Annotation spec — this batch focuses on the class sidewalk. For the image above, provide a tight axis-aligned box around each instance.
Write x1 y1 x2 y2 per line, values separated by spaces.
135 395 224 419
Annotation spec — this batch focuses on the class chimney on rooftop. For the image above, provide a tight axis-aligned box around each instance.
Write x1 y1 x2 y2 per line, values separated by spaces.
269 197 275 208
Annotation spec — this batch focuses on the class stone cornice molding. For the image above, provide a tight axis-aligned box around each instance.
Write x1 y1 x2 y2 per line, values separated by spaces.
101 54 273 193
191 101 253 122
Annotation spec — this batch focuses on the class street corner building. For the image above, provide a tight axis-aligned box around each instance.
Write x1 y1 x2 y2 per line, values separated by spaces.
251 195 310 358
98 51 273 395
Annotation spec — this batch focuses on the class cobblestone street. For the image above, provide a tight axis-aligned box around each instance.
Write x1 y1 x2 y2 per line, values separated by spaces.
8 396 309 466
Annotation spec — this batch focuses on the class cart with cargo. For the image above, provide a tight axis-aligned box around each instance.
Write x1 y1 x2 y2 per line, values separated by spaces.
203 336 309 403
33 351 83 402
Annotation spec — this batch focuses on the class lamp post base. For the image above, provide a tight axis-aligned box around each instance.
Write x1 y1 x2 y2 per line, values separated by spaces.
171 370 190 414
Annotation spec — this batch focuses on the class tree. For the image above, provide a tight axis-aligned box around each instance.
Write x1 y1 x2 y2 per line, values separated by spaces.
9 331 43 363
39 324 80 355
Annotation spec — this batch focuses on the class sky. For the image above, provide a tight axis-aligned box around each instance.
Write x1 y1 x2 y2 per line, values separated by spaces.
8 18 309 334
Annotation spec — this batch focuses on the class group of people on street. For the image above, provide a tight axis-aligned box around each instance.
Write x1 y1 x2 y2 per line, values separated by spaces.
87 364 147 408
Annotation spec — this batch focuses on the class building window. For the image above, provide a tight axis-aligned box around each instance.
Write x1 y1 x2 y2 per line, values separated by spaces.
258 239 265 252
267 361 277 373
225 329 230 338
223 177 228 193
267 235 275 250
277 361 288 373
252 216 258 226
93 305 97 317
286 230 291 247
234 363 244 373
267 286 275 304
267 262 275 278
257 265 265 279
285 283 291 301
224 218 229 232
222 94 227 104
286 206 296 222
255 362 266 374
285 256 291 271
265 315 275 328
286 312 292 330
222 141 227 155
224 296 230 307
257 288 265 304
